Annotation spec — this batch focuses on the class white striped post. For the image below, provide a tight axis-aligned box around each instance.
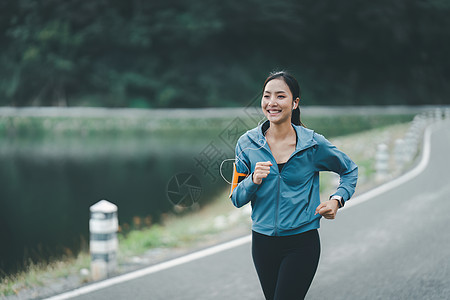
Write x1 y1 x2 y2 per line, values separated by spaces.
427 110 434 123
445 108 450 121
403 130 417 163
89 200 118 281
394 138 405 173
375 143 389 182
434 108 443 123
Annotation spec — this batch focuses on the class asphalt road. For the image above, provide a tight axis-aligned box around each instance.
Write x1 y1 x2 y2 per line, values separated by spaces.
63 121 450 300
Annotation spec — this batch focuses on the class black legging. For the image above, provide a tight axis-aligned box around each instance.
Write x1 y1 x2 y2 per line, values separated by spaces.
252 229 320 300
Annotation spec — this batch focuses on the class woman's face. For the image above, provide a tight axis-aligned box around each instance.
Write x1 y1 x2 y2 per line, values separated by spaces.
261 78 298 125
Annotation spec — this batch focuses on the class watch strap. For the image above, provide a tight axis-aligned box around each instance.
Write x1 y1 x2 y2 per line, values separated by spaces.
330 195 344 208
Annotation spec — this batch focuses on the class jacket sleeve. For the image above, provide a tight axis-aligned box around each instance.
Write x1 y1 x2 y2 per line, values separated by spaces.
313 133 358 202
230 140 259 208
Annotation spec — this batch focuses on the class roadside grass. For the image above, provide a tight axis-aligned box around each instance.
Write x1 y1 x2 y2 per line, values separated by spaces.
117 192 249 260
0 120 413 299
0 255 90 298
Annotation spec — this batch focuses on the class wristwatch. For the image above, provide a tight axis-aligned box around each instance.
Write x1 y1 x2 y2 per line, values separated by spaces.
330 195 344 208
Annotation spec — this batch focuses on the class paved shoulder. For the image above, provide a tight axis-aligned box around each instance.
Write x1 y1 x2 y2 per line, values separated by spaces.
69 240 262 300
307 123 450 299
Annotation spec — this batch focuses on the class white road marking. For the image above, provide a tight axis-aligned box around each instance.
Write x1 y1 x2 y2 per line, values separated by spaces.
343 124 434 210
45 123 439 300
44 235 252 300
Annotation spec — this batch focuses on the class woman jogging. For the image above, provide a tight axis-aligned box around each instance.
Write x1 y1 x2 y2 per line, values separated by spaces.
229 71 358 299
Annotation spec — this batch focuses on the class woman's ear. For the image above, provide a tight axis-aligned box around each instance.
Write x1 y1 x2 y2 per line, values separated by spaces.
293 97 300 110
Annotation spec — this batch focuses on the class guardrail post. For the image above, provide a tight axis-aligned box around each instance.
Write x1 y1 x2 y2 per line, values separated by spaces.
90 200 118 281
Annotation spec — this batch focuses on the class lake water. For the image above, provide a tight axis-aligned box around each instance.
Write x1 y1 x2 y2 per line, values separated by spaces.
0 129 237 275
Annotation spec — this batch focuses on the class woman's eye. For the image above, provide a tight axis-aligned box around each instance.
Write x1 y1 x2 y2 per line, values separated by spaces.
278 95 285 99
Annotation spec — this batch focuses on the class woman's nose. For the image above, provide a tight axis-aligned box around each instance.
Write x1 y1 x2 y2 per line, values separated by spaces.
268 96 277 105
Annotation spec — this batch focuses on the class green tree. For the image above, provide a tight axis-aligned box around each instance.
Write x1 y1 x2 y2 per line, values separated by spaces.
1 0 449 107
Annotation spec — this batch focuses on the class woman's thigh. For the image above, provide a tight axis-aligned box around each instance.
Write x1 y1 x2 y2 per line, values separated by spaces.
252 232 282 300
252 230 321 300
274 230 321 299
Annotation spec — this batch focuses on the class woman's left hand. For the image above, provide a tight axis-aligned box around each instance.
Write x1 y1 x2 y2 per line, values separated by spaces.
315 200 339 219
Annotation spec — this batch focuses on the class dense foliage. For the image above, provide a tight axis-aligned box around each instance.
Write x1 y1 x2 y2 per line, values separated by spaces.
1 0 449 107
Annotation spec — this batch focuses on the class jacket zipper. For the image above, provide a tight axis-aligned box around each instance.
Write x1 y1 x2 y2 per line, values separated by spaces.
274 174 281 236
253 129 317 235
274 148 312 234
273 148 298 237
257 135 307 236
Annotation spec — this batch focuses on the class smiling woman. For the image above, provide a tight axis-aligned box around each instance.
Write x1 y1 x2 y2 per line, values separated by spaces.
230 71 358 300
262 72 305 128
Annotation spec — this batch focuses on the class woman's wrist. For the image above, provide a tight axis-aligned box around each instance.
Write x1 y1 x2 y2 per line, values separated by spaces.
330 195 344 208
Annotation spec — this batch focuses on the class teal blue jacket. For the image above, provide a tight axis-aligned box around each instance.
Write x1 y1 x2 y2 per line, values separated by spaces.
230 121 358 236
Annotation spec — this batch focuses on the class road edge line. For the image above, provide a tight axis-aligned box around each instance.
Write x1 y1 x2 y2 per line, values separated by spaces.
44 235 252 300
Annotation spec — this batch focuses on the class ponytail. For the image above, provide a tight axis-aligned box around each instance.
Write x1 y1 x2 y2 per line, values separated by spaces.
291 106 306 127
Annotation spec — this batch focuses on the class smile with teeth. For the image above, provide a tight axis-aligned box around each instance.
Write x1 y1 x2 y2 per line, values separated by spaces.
268 109 282 114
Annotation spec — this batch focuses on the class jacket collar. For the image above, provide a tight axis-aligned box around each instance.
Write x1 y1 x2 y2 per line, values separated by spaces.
249 120 317 153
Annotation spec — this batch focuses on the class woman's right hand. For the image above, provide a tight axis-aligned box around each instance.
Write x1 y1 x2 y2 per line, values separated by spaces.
252 161 273 185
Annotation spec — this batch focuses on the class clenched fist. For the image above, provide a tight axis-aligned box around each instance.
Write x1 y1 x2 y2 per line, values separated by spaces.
315 200 339 219
252 161 273 185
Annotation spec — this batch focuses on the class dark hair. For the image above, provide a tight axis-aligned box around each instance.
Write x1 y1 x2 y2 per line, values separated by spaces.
262 71 305 127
